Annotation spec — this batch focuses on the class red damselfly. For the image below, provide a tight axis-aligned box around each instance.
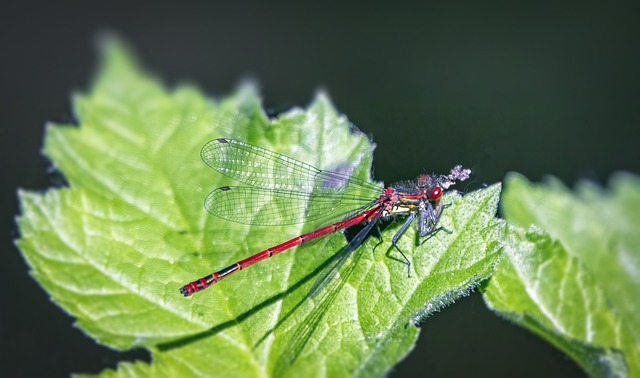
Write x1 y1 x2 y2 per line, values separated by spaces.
180 138 470 297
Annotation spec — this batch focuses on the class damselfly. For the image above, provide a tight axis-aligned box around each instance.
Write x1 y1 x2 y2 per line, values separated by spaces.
180 138 470 297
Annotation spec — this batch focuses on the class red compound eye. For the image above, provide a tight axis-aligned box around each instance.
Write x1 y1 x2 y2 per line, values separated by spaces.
430 186 443 200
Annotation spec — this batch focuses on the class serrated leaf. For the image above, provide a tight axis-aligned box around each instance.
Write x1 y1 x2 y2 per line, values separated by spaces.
483 173 640 377
16 37 502 377
75 361 152 378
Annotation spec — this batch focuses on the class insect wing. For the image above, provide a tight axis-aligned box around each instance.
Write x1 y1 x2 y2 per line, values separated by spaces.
274 218 377 375
307 218 378 298
205 186 377 226
201 138 381 197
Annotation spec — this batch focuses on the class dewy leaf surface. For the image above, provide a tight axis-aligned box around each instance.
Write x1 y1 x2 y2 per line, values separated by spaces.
483 173 640 377
16 38 502 377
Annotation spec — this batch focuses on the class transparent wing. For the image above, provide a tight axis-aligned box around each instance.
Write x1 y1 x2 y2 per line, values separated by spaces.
307 216 378 298
274 216 379 375
205 186 377 226
201 138 381 197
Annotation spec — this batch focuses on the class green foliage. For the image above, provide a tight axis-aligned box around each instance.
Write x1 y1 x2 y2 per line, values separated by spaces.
484 173 640 377
15 38 502 377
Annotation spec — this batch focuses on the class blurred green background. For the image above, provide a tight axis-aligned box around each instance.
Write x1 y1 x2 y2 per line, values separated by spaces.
2 1 638 376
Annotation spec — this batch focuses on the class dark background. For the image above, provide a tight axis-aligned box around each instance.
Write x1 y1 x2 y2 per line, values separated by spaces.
2 1 639 377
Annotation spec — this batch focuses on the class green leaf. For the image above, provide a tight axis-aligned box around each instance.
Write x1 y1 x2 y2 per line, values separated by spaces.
16 37 502 377
483 173 640 377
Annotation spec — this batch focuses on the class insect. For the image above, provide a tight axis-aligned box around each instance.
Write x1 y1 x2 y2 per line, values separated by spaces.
180 138 470 297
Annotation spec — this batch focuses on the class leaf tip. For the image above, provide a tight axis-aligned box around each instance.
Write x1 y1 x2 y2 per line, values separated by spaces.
309 88 338 115
235 78 260 95
503 171 529 187
93 33 141 80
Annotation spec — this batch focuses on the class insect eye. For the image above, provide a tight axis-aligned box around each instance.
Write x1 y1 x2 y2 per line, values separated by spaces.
430 186 443 200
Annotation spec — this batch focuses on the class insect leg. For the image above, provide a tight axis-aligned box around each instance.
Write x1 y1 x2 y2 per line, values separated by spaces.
417 203 451 247
391 213 416 277
372 223 385 252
